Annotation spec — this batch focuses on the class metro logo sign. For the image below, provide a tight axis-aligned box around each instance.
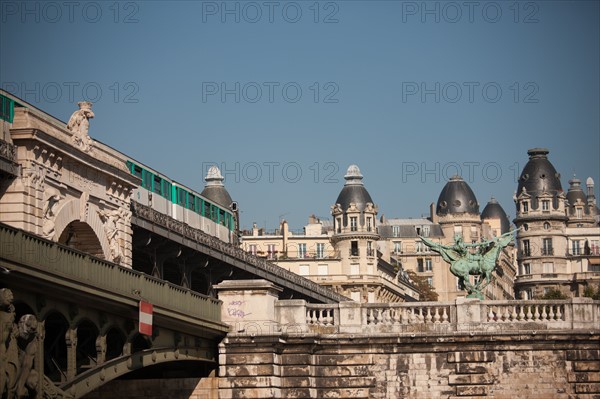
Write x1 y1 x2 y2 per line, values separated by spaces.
139 301 153 336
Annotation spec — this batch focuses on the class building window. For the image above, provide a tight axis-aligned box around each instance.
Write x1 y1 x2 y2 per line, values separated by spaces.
544 222 550 230
523 263 531 275
470 225 478 240
456 277 462 291
523 240 531 257
316 243 325 259
576 208 583 219
523 202 529 212
542 238 553 255
299 264 310 276
350 217 357 232
366 217 372 232
523 223 529 231
298 243 307 259
572 240 581 256
425 258 432 271
318 264 328 276
416 241 424 253
422 226 430 237
350 241 359 256
525 289 533 300
589 264 600 272
366 241 374 257
427 277 433 287
336 218 341 233
591 240 600 255
249 244 257 256
543 262 554 273
392 225 400 237
393 241 402 255
454 225 463 238
542 200 550 211
417 258 424 272
267 244 276 260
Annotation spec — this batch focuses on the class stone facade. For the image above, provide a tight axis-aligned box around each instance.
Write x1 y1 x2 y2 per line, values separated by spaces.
513 149 600 299
0 91 139 267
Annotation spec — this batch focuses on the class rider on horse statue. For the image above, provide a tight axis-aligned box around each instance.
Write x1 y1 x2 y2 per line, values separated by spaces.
420 229 518 299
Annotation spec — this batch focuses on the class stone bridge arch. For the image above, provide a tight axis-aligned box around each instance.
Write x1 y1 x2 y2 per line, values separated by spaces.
59 347 215 399
53 200 111 261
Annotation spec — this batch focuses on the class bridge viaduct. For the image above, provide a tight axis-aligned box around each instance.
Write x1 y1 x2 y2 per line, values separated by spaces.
1 91 599 398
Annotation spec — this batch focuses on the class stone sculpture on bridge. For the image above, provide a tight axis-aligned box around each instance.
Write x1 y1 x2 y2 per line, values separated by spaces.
0 289 72 399
420 230 517 299
97 208 123 263
66 102 94 153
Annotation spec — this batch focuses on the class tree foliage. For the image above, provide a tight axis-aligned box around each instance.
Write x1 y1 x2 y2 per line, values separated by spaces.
540 288 569 300
406 270 439 302
583 284 600 300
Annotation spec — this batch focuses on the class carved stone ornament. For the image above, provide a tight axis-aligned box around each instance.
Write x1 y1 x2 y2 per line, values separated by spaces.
66 101 95 153
41 188 61 239
97 208 123 263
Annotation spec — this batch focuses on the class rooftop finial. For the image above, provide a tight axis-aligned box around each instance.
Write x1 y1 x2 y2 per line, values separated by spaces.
344 164 364 186
205 165 224 187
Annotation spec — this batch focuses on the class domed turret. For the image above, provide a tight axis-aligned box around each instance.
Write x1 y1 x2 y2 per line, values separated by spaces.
436 175 479 216
331 165 378 237
566 176 588 215
587 177 597 207
200 165 233 209
334 165 374 212
481 197 510 234
516 148 563 210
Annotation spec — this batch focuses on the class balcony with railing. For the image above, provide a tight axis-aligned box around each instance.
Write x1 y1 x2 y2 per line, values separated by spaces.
542 247 554 256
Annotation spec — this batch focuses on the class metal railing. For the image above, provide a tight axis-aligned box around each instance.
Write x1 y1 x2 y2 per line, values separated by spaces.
131 201 348 303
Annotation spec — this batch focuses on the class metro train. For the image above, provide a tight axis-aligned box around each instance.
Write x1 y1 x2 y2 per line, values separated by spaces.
126 160 237 243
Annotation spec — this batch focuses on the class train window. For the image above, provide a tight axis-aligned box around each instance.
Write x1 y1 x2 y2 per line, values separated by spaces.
153 176 162 195
177 187 186 206
133 165 143 179
142 171 152 190
162 180 172 199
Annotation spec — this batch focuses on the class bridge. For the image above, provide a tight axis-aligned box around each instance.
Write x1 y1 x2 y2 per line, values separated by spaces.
1 91 599 399
0 90 344 399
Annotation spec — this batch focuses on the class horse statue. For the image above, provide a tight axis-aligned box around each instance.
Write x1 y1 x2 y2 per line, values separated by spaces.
420 229 518 299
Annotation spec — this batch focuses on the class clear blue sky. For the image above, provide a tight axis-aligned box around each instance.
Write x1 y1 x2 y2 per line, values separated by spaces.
2 1 598 230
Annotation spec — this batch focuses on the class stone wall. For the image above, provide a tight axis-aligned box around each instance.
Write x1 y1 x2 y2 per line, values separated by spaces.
215 280 600 399
219 333 599 398
83 377 218 399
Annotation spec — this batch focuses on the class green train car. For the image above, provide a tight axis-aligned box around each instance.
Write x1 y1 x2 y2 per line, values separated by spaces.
126 160 236 243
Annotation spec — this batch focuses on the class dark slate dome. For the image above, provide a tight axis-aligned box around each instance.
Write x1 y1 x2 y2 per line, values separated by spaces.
567 177 586 204
517 148 563 199
481 197 510 234
436 175 479 216
567 177 590 216
200 166 233 208
335 165 373 211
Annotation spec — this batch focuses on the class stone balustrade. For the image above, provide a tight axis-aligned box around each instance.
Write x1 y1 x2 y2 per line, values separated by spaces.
214 280 600 336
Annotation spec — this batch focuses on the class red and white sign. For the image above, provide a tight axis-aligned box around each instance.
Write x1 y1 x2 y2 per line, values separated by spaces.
139 301 153 336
